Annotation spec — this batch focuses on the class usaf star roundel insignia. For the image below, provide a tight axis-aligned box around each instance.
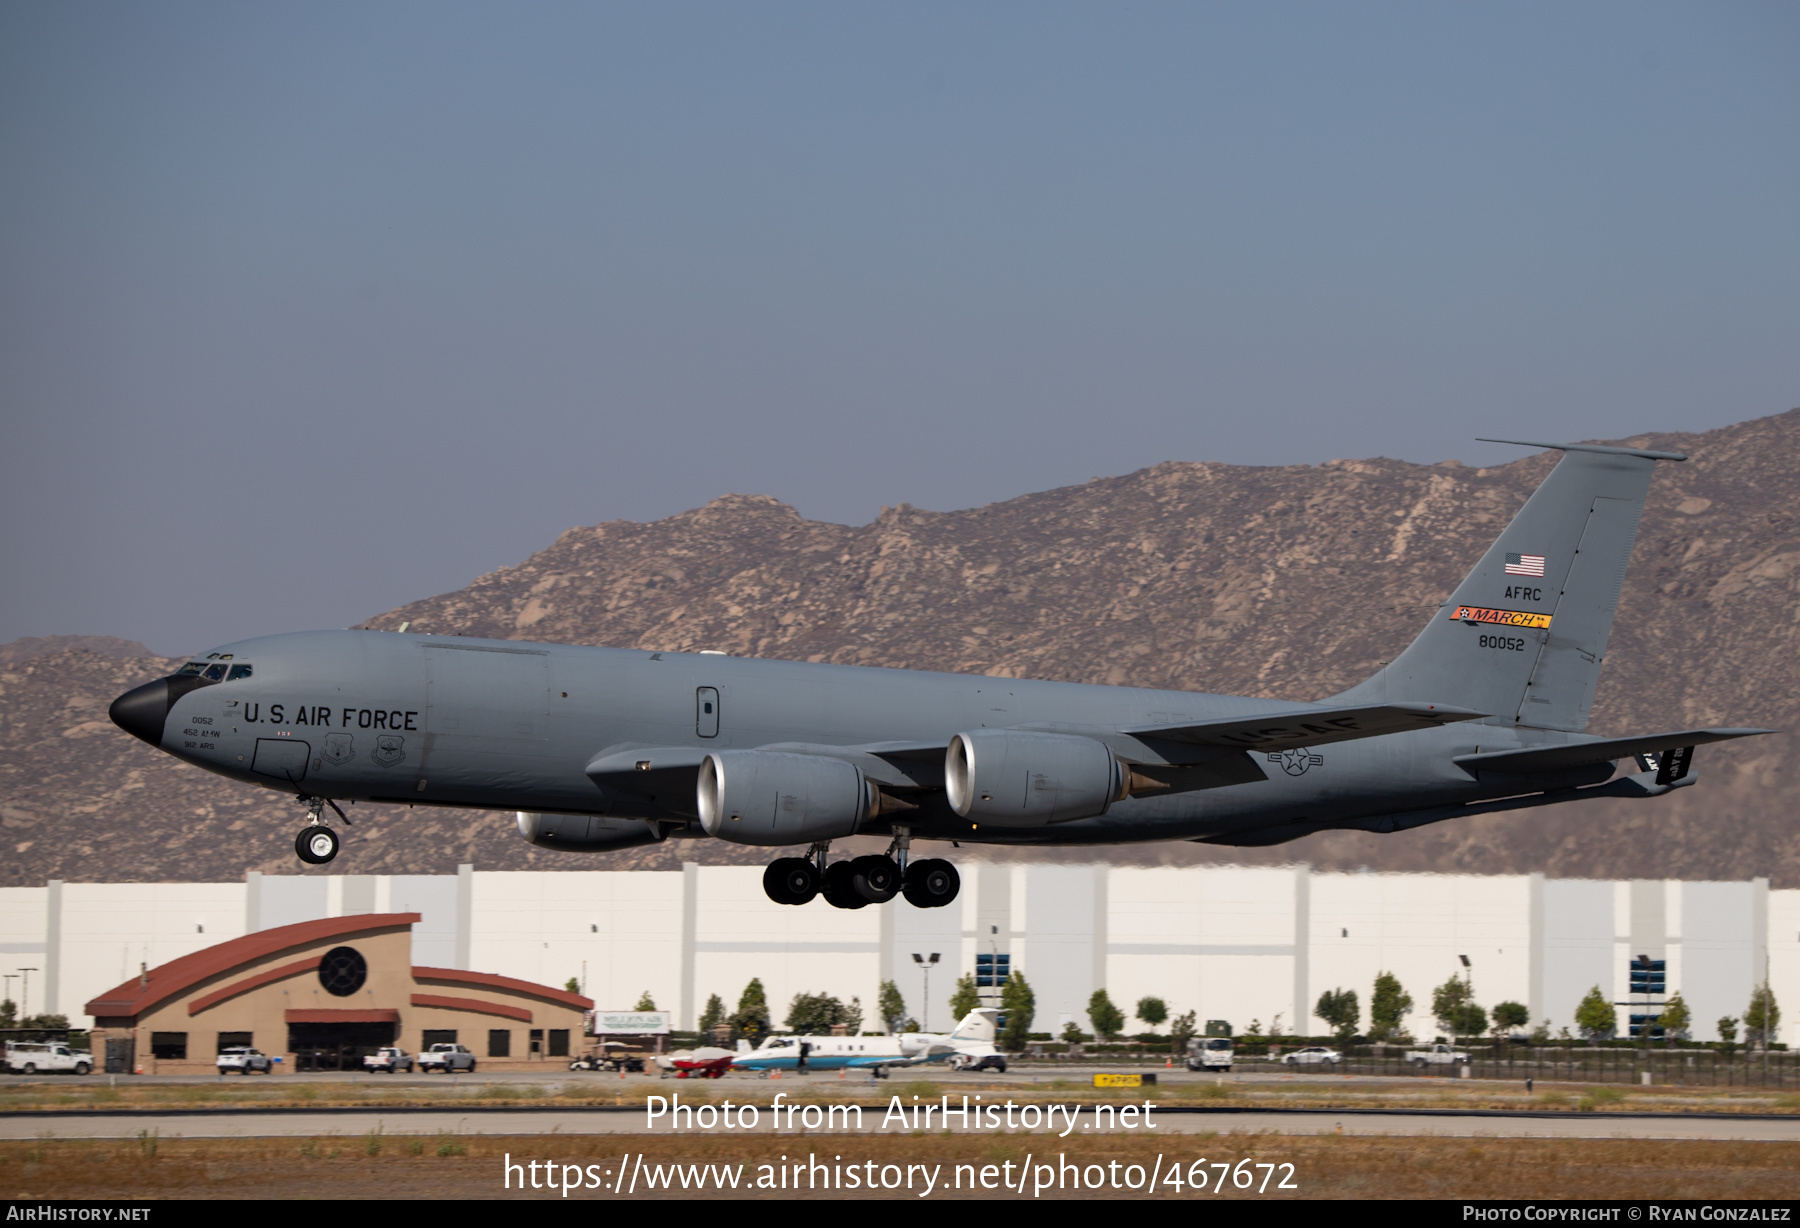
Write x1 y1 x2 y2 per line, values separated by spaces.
1269 748 1325 776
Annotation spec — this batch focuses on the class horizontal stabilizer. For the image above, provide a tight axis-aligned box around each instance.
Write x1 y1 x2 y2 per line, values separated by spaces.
1454 728 1774 775
1119 702 1484 753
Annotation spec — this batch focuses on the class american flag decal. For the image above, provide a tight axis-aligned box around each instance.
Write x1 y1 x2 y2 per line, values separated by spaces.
1505 552 1546 577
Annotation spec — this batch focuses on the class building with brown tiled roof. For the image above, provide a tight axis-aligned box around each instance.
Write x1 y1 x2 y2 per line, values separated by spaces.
84 912 591 1073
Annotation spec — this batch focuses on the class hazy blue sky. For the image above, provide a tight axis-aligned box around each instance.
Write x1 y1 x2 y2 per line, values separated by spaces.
3 2 1796 655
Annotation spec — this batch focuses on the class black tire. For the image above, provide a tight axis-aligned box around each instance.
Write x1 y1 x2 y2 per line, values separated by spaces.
467 1062 476 1073
764 858 819 905
21 1064 35 1075
902 859 959 908
821 860 868 910
850 855 900 904
295 825 340 865
74 1063 90 1076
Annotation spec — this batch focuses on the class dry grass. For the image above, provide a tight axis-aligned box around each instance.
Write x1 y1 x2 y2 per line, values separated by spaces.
3 1075 1795 1116
3 1133 1797 1200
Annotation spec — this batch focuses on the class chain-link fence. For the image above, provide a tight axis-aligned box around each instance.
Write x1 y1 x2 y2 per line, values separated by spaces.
1246 1047 1800 1088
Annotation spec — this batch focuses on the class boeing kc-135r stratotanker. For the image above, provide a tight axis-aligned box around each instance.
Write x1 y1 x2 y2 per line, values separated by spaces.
109 440 1771 909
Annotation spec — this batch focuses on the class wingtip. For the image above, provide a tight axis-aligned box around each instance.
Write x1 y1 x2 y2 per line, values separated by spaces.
1476 437 1688 462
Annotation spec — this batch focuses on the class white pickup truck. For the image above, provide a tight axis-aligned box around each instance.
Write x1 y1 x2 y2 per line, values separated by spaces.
1408 1043 1471 1067
417 1043 477 1073
4 1041 92 1076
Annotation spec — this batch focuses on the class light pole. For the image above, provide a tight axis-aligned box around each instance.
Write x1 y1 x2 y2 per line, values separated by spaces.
18 969 38 1022
1457 955 1471 1044
912 952 940 1031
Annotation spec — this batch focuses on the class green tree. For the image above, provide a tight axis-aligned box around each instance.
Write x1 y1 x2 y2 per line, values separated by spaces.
564 977 581 994
1745 983 1781 1049
1656 992 1691 1043
698 993 726 1036
732 978 770 1040
1168 1009 1197 1055
1061 1020 1089 1044
1432 977 1485 1039
1087 989 1125 1041
878 979 908 1034
844 996 864 1034
1136 996 1169 1031
785 992 850 1035
1431 976 1469 1034
1574 985 1616 1041
0 1000 14 1028
633 990 657 1011
1314 987 1360 1041
1491 1001 1530 1037
947 974 981 1023
999 971 1035 1051
1718 1016 1739 1048
1369 971 1414 1041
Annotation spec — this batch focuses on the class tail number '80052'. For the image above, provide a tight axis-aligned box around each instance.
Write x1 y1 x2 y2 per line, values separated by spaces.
1479 634 1526 652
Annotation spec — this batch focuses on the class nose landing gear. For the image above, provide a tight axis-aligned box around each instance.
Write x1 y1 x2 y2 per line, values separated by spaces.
294 795 348 866
759 829 959 908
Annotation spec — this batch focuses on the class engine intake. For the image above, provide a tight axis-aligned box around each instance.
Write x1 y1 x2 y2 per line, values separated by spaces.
516 812 666 852
697 751 872 845
945 730 1122 826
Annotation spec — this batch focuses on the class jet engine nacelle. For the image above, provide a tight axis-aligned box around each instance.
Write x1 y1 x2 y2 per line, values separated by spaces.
516 812 667 852
697 750 871 845
945 729 1122 826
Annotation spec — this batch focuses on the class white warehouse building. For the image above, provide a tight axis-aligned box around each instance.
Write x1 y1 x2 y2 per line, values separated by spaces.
2 865 1793 1044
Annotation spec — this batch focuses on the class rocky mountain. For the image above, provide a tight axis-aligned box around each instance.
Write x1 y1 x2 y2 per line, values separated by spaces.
4 409 1795 885
0 636 149 667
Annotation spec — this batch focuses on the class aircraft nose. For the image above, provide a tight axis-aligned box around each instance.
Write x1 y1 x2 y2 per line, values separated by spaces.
109 679 171 746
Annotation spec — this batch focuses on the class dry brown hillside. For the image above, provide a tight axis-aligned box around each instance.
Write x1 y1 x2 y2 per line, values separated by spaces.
4 410 1795 884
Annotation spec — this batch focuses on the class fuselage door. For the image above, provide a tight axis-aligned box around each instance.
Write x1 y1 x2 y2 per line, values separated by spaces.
696 687 719 738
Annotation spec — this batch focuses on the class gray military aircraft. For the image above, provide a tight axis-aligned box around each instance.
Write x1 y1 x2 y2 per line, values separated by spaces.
109 439 1770 909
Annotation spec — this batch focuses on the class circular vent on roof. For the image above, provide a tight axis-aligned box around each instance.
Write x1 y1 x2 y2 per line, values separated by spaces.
318 946 368 997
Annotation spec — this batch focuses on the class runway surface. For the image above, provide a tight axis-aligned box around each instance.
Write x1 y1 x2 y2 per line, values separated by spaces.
8 1106 1800 1142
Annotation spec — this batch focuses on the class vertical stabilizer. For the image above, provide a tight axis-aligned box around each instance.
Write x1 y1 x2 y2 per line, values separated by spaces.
949 1007 999 1042
1334 440 1684 732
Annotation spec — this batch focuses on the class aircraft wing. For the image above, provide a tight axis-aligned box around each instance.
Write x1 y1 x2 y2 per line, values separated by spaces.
1454 728 1774 775
1117 702 1484 753
585 746 711 816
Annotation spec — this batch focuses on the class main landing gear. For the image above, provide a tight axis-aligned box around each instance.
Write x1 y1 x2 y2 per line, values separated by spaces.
294 795 350 866
762 828 959 909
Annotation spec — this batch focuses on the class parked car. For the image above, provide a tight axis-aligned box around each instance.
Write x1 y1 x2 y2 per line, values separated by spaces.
947 1052 1008 1073
216 1046 273 1074
5 1041 91 1076
1409 1043 1471 1067
1186 1036 1234 1072
362 1047 414 1074
417 1043 477 1073
1281 1046 1342 1066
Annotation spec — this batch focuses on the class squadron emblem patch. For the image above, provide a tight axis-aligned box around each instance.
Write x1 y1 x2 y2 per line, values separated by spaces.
371 734 406 768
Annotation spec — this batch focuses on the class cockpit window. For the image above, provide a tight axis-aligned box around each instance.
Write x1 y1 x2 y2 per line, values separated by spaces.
226 664 253 681
175 662 206 677
202 663 228 681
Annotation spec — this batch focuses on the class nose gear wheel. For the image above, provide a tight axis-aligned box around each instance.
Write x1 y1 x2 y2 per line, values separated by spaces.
296 825 340 864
